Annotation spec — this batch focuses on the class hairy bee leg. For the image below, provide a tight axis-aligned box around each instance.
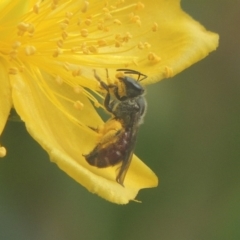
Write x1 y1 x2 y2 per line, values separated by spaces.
93 69 116 113
93 69 109 91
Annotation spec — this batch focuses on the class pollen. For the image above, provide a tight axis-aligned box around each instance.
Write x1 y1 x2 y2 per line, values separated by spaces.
0 146 7 157
74 101 84 110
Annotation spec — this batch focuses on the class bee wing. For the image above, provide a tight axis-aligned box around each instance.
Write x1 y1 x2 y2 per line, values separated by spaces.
116 114 140 186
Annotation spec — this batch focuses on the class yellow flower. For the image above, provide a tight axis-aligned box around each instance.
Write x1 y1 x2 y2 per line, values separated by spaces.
0 0 218 204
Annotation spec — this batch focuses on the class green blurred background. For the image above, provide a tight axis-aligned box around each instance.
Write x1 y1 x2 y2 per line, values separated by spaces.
1 0 239 239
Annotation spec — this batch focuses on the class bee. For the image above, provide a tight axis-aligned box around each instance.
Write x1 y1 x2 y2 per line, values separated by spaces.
84 69 147 186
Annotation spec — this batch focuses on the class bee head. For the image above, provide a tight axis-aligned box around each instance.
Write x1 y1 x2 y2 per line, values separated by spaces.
117 75 144 98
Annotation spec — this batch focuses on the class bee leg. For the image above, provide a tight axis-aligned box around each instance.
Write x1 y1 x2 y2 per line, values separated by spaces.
93 69 116 114
93 69 109 91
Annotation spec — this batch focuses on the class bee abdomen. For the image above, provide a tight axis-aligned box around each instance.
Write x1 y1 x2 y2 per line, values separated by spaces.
84 131 130 168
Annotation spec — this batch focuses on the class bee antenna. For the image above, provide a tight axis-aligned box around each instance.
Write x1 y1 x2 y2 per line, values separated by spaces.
116 69 147 82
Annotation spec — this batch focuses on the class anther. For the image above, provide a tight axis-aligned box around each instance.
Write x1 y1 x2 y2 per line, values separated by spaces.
52 48 62 57
57 39 64 48
25 46 36 56
12 41 21 49
104 13 113 20
94 101 101 108
17 22 29 31
0 146 7 157
88 45 98 53
62 31 68 40
63 62 70 71
55 75 63 85
74 86 83 94
60 22 68 30
138 42 144 49
66 12 73 19
27 24 35 34
74 101 84 110
135 2 145 10
8 67 18 75
152 22 158 32
144 42 151 48
80 29 88 37
72 68 82 77
84 19 92 26
33 3 40 14
113 19 122 25
98 39 107 47
148 52 161 63
164 66 173 78
51 3 57 10
82 1 89 13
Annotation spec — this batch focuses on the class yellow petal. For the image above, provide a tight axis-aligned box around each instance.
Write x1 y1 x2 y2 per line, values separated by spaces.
0 61 12 135
10 66 157 204
93 0 219 84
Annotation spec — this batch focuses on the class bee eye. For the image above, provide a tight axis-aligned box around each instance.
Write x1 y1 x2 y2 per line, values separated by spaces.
120 76 144 98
